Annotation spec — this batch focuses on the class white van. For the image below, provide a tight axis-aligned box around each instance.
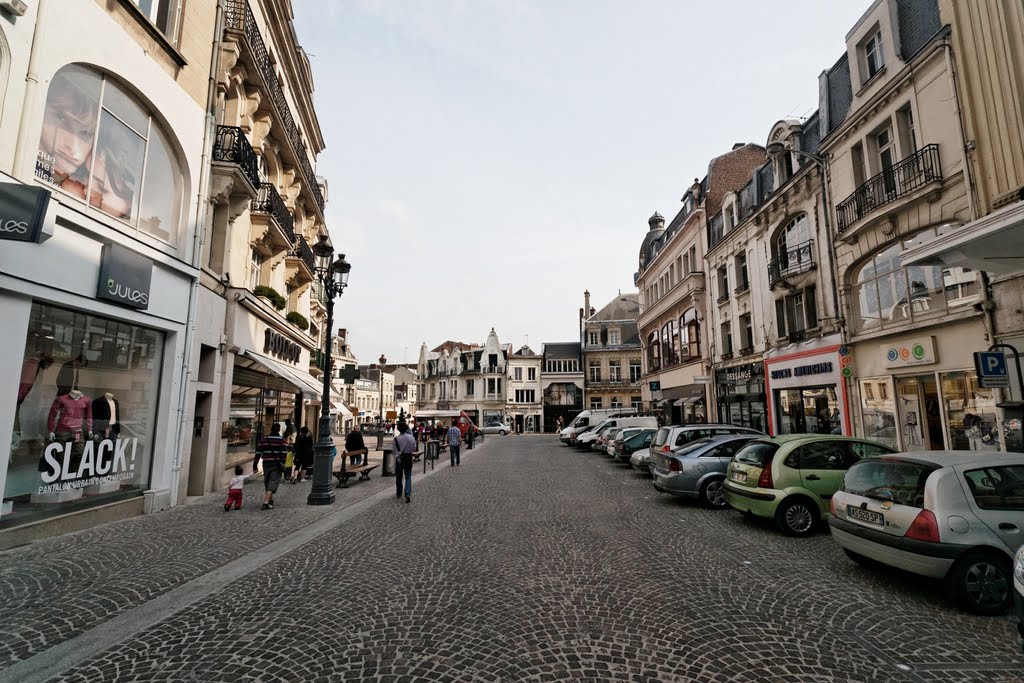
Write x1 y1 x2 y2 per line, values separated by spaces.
576 416 658 450
559 409 631 444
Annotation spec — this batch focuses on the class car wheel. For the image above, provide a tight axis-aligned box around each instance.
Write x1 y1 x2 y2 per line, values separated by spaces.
499 430 506 436
945 551 1012 615
699 478 728 509
775 497 818 536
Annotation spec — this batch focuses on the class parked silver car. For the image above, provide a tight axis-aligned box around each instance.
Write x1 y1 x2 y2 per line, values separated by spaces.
650 424 765 455
829 451 1024 615
1015 543 1024 651
480 421 510 435
606 427 644 457
650 435 760 508
630 447 653 474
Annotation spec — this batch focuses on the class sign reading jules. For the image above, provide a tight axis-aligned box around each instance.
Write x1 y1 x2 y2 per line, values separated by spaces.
0 182 50 243
97 243 152 310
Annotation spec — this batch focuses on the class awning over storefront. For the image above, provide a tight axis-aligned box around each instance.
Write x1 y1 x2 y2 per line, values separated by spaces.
901 205 1024 274
672 385 705 406
242 350 325 402
333 401 353 418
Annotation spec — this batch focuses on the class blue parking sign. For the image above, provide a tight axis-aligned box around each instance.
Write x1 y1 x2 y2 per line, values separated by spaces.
974 351 1009 388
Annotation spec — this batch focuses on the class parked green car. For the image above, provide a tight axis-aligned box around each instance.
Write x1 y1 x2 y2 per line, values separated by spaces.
723 435 895 536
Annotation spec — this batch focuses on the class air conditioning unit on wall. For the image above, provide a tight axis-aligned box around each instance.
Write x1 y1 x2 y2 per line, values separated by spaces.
0 0 28 16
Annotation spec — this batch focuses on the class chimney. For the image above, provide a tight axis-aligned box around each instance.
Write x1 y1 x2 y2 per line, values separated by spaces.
584 290 591 319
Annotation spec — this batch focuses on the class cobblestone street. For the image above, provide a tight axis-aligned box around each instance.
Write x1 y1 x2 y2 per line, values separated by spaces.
2 435 1022 682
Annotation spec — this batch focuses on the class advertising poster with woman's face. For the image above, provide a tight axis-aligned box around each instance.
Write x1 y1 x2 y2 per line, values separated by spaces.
36 65 101 198
35 66 143 223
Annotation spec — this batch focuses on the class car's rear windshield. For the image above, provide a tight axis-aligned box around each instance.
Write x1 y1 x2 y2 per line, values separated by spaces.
734 442 779 466
843 460 935 506
652 428 670 447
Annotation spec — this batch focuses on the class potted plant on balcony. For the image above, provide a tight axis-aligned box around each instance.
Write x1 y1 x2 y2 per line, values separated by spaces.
286 311 309 331
253 285 286 310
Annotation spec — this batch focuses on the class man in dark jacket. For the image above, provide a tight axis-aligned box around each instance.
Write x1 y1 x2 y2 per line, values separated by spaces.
254 422 288 510
344 426 366 466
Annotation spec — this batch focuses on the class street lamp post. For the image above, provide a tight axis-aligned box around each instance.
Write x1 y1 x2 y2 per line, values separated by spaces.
307 236 351 506
378 353 387 434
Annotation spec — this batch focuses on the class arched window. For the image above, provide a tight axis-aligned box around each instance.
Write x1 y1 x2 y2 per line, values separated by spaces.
851 229 979 332
678 308 700 359
36 64 184 247
776 214 810 263
647 331 660 372
661 320 677 367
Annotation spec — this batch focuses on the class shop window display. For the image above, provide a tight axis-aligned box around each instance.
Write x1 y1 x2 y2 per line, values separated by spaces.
3 303 162 526
777 387 840 435
859 377 897 449
941 371 998 451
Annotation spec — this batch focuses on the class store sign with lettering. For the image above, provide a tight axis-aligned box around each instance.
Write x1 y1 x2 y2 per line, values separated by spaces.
264 328 301 363
770 362 833 380
37 437 138 492
884 337 937 368
0 182 50 243
97 244 153 310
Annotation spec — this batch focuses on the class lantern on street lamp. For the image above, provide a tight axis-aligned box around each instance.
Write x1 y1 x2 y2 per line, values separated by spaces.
307 235 351 506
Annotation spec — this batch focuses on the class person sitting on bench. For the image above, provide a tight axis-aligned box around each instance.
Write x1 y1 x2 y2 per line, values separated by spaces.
344 425 366 465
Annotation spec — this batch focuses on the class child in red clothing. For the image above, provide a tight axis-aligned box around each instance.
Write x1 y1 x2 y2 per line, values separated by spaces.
224 465 245 511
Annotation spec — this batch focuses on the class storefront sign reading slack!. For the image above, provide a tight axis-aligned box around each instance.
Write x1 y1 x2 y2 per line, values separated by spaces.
37 437 139 493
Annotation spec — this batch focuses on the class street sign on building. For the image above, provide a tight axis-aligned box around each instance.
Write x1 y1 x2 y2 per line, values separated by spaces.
974 351 1009 388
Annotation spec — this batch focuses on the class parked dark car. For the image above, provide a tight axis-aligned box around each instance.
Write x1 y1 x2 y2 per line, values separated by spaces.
651 435 759 507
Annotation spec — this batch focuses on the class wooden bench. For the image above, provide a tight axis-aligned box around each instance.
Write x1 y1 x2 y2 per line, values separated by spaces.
333 463 379 488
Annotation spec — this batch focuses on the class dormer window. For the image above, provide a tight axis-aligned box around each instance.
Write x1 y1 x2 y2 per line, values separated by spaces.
865 31 884 78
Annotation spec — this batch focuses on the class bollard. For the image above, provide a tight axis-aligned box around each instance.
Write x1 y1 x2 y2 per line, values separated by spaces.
381 447 394 477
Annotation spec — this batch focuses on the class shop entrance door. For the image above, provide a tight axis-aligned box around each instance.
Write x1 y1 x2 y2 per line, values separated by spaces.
777 387 839 435
895 376 943 450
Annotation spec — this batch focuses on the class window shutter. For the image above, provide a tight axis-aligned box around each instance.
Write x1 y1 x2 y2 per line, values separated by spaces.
775 298 787 338
805 286 818 329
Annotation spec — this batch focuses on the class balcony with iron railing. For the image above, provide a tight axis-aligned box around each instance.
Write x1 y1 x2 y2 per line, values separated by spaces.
251 182 294 246
223 0 326 216
768 239 816 287
836 144 942 234
212 125 260 193
285 234 316 285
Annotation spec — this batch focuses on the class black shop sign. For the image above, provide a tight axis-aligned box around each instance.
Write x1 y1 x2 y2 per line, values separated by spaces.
0 182 50 243
264 328 301 363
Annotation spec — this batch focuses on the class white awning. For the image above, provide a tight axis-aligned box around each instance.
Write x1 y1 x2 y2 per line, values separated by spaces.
242 350 323 401
901 205 1024 274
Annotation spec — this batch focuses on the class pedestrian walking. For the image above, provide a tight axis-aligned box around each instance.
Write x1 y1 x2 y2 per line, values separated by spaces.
292 426 314 482
394 422 417 503
466 424 475 450
344 425 366 465
223 465 246 511
254 422 288 510
447 419 462 466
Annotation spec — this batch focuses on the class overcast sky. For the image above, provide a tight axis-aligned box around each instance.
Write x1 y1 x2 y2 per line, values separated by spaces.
293 0 868 367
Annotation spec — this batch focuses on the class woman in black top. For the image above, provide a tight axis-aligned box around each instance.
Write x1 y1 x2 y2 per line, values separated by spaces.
345 427 366 466
292 426 315 483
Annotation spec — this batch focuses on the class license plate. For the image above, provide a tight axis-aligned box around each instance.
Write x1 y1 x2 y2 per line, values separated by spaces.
732 471 747 483
847 506 884 526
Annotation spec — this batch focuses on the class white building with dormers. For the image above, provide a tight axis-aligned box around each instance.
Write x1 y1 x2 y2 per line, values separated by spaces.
416 329 512 427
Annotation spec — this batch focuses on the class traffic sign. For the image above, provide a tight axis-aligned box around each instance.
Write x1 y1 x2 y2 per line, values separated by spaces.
974 351 1009 388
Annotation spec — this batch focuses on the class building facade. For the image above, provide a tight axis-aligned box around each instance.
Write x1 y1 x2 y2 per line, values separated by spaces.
184 0 335 498
581 291 643 415
541 342 583 432
508 346 543 433
0 0 214 544
821 0 986 453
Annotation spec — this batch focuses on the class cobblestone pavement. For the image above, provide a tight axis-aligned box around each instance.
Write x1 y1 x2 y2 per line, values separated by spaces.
4 435 1024 682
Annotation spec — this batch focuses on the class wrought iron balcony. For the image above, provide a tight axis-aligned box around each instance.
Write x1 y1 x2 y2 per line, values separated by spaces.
252 183 294 242
737 347 754 357
836 144 941 233
212 125 260 191
717 292 730 304
768 239 815 286
294 234 316 275
223 0 326 215
721 351 734 361
734 282 750 295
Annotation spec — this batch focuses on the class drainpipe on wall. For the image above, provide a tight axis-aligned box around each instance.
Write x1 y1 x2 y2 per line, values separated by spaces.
11 0 48 177
169 1 226 504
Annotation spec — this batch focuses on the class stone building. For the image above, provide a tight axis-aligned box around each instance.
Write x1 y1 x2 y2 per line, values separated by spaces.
541 342 583 432
580 291 643 415
635 144 766 426
706 113 842 435
0 0 216 544
508 345 543 433
820 0 986 452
